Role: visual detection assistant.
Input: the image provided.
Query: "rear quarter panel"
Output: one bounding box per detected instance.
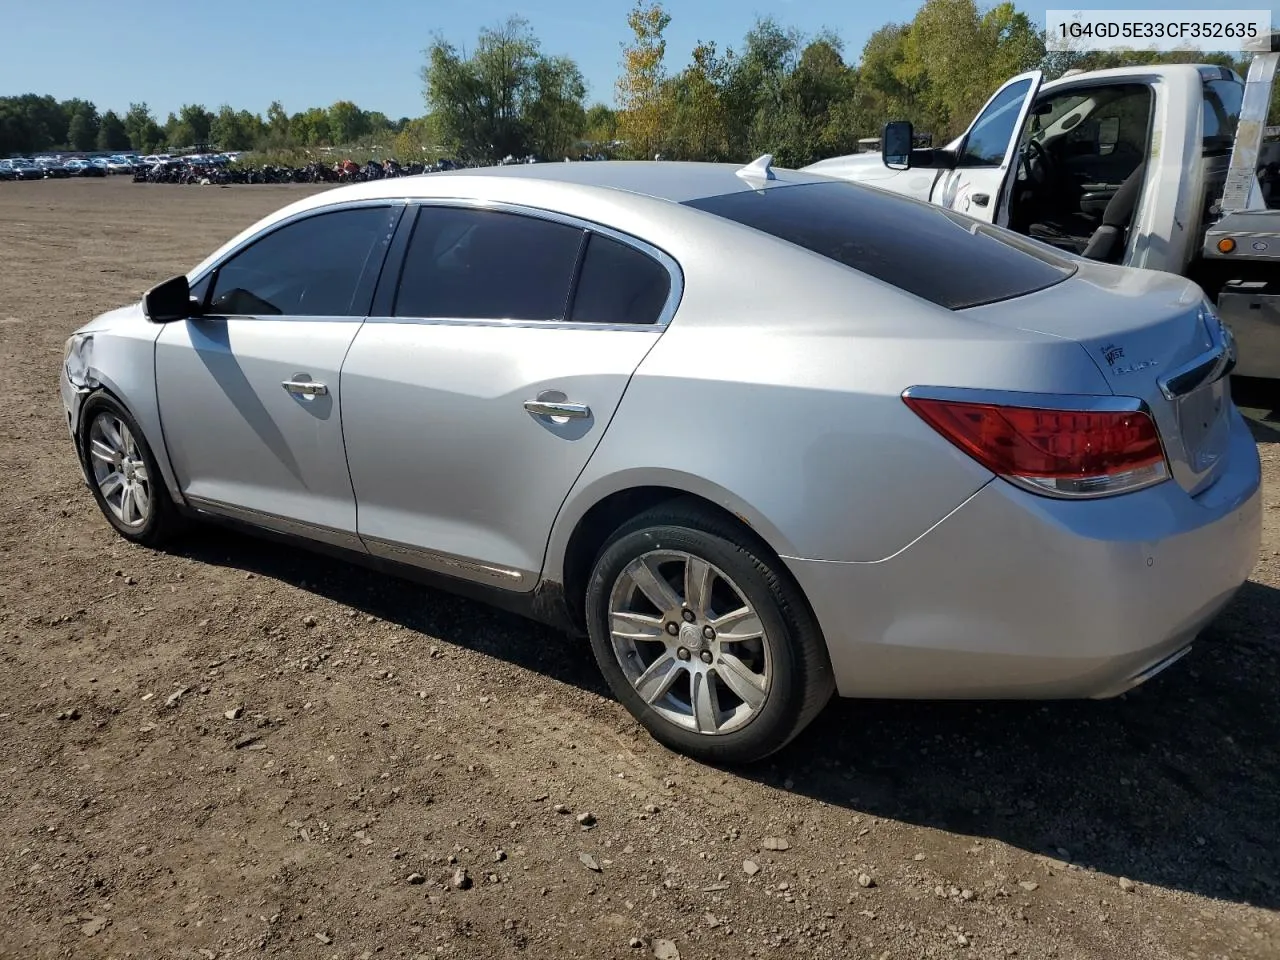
[544,236,1114,574]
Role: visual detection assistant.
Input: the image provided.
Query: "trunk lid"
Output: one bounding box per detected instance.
[964,261,1232,495]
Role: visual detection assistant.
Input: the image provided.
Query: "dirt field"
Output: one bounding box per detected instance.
[1,177,1278,960]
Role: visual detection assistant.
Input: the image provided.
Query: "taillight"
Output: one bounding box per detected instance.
[903,389,1168,498]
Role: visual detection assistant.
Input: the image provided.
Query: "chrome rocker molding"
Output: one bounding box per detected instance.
[361,534,529,587]
[176,497,580,634]
[185,495,530,587]
[184,495,365,552]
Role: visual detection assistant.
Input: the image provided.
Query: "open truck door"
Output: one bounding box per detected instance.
[882,71,1042,224]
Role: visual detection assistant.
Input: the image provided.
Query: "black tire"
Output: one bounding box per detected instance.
[585,499,835,765]
[78,392,183,547]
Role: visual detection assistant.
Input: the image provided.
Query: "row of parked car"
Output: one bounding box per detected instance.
[0,153,245,181]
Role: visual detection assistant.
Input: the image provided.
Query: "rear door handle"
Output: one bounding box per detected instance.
[972,193,990,207]
[524,400,590,420]
[282,379,328,397]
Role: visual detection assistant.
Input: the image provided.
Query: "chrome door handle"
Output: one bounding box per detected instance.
[282,379,328,397]
[524,400,590,420]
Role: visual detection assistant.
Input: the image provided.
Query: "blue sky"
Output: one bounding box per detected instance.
[0,0,1270,119]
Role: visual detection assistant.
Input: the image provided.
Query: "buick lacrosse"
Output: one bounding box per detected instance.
[60,158,1261,763]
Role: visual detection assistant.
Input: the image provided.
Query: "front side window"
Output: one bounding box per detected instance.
[959,78,1034,167]
[569,233,671,325]
[394,207,585,320]
[208,206,397,317]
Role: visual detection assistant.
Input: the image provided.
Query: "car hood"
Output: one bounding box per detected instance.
[79,301,147,335]
[802,152,904,181]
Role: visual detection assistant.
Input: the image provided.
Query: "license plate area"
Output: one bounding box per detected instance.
[1174,379,1229,477]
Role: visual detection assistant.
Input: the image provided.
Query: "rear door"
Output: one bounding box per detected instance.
[936,70,1043,224]
[341,204,677,588]
[155,203,400,548]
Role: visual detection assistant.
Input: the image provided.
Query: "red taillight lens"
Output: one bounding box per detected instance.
[904,394,1168,498]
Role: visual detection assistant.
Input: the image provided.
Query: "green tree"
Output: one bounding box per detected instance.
[124,102,163,152]
[616,2,674,158]
[422,16,586,163]
[721,17,804,160]
[667,41,731,160]
[328,100,370,144]
[583,103,618,146]
[96,110,130,151]
[266,101,290,139]
[290,107,331,146]
[66,108,99,151]
[526,55,587,158]
[61,99,98,149]
[211,104,263,150]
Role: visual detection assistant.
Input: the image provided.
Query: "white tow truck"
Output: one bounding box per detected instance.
[805,39,1280,378]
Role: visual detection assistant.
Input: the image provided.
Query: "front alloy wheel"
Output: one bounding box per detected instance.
[88,411,152,528]
[78,393,181,546]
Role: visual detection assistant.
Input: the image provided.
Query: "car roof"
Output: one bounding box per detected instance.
[308,160,834,208]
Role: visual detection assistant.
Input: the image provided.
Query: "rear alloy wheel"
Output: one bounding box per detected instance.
[586,502,834,764]
[79,394,181,547]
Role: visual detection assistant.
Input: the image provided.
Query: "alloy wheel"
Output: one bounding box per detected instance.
[608,550,772,735]
[87,411,152,529]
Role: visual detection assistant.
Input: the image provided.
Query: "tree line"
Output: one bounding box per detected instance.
[0,95,432,158]
[1,0,1266,166]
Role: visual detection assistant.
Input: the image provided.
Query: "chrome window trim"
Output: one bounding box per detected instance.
[367,197,685,330]
[185,197,409,296]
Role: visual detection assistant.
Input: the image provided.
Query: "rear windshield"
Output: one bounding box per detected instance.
[683,181,1077,310]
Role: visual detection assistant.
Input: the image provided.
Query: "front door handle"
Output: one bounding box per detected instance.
[972,192,990,207]
[524,399,590,420]
[282,379,328,397]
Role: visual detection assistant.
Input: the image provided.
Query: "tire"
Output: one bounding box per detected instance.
[585,500,835,765]
[78,393,182,547]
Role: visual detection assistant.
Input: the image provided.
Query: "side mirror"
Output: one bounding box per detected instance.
[143,274,198,324]
[883,120,915,170]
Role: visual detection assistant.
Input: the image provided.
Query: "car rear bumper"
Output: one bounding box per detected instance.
[786,408,1262,699]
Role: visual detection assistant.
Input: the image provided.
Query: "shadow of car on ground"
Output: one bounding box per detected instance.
[172,507,1280,911]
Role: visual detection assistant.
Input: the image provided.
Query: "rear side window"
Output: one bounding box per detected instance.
[684,182,1077,310]
[395,207,584,320]
[1203,79,1243,156]
[569,234,671,325]
[208,206,396,317]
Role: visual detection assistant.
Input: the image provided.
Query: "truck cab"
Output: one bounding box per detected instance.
[805,50,1280,378]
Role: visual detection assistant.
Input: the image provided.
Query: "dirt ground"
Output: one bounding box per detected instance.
[1,177,1278,960]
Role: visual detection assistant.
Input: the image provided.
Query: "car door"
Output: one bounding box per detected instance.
[341,203,677,589]
[154,202,401,549]
[935,70,1043,224]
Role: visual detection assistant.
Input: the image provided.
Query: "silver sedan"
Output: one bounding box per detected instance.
[60,158,1261,764]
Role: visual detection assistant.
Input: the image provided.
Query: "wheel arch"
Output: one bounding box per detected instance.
[549,473,809,632]
[78,375,185,507]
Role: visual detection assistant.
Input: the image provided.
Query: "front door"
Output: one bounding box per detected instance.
[155,203,400,549]
[936,70,1043,224]
[341,204,676,588]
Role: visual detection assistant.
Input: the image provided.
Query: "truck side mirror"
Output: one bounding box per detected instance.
[883,121,915,170]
